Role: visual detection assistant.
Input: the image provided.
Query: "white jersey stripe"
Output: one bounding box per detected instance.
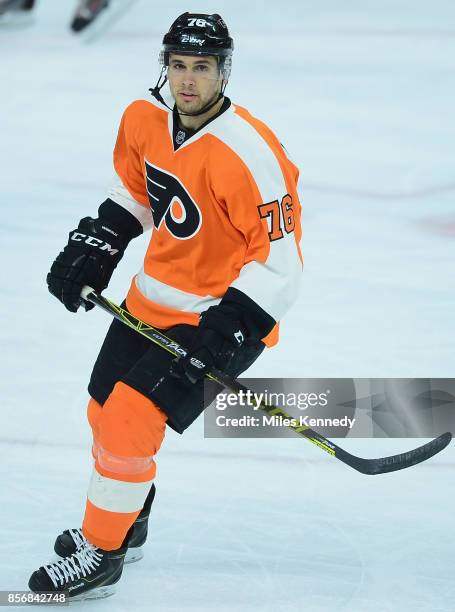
[135,269,222,313]
[87,467,153,514]
[108,178,154,231]
[231,259,301,318]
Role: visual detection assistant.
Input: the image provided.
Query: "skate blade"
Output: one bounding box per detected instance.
[69,584,116,601]
[125,546,143,564]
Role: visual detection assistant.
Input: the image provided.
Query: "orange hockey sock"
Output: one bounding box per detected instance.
[82,382,167,550]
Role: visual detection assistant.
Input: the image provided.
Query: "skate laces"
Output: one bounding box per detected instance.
[44,542,103,588]
[69,528,86,550]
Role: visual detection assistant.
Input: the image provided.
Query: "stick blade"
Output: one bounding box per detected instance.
[346,432,452,475]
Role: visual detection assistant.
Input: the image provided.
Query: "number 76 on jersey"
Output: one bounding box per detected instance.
[258,194,295,242]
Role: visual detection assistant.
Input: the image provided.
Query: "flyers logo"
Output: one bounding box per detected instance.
[145,160,202,239]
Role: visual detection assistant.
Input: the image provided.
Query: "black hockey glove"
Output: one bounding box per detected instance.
[171,304,246,384]
[47,216,129,313]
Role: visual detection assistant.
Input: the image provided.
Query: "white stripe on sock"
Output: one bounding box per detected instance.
[87,468,153,513]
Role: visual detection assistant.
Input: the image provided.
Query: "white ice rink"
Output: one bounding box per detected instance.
[1,1,454,610]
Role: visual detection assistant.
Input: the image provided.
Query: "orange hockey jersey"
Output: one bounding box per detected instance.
[108,97,303,347]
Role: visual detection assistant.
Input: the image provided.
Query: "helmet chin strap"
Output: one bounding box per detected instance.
[149,67,227,118]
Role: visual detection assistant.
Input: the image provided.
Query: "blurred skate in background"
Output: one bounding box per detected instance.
[0,0,136,37]
[70,0,109,32]
[70,0,137,39]
[0,0,35,27]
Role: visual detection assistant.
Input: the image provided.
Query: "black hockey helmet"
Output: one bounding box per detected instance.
[160,12,234,80]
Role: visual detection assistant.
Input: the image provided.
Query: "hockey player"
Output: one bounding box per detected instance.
[28,12,303,600]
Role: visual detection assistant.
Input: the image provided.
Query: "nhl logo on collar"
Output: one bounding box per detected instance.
[176,130,186,145]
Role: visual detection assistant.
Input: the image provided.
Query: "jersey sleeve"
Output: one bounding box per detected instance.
[220,146,303,329]
[113,104,150,208]
[109,103,154,231]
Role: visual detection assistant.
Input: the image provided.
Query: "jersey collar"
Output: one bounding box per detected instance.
[169,97,232,152]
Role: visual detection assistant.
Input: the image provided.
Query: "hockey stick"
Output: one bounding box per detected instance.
[81,286,452,475]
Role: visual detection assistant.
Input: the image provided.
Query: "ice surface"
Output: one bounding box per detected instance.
[0,1,454,610]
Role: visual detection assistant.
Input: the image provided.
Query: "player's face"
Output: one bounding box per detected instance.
[168,54,222,114]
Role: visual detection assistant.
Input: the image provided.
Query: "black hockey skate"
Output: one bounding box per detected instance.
[70,0,109,33]
[54,483,155,564]
[0,0,35,26]
[0,0,30,13]
[28,539,128,601]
